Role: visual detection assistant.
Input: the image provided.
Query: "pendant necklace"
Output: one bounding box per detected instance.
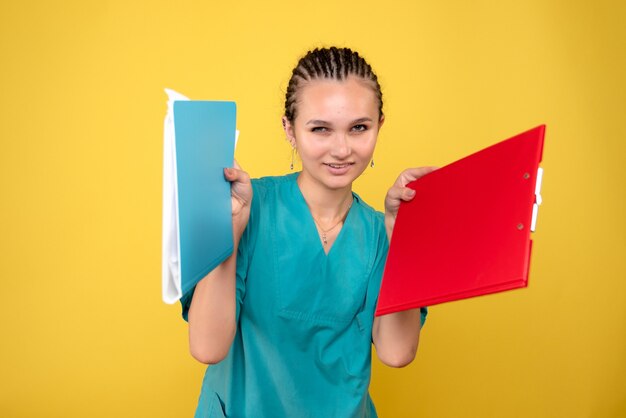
[310,198,353,246]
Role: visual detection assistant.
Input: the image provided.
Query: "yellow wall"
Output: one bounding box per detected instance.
[1,1,624,417]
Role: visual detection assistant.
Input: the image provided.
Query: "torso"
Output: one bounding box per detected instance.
[191,173,388,418]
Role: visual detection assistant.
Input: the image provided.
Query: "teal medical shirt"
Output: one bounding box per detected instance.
[182,173,427,418]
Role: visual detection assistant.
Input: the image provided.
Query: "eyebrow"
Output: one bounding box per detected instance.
[305,117,373,126]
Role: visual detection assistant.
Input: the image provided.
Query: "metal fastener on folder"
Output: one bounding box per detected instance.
[531,167,544,232]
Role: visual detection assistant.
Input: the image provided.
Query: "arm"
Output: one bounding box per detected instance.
[187,163,252,364]
[372,167,436,368]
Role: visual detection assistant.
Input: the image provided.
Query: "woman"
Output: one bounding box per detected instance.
[182,47,434,417]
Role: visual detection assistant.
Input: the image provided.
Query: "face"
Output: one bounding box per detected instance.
[283,76,384,191]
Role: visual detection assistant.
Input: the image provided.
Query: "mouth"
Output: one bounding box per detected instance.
[324,162,354,169]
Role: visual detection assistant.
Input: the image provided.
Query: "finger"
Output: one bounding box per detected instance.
[400,187,417,201]
[398,167,437,183]
[392,186,417,202]
[385,186,416,208]
[223,166,250,184]
[224,167,236,180]
[386,185,405,203]
[234,168,250,185]
[230,169,252,203]
[396,166,438,186]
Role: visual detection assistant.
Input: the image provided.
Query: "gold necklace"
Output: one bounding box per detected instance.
[310,198,353,246]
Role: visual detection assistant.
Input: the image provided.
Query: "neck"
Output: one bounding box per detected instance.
[296,172,353,222]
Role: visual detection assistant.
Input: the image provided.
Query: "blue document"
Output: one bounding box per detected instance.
[162,91,237,303]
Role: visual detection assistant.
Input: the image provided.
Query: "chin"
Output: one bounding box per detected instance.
[321,168,364,189]
[323,178,353,190]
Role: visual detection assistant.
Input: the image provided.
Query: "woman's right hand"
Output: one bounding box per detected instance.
[223,160,252,242]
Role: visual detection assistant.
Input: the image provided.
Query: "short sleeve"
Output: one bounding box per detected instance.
[420,307,428,327]
[180,286,194,322]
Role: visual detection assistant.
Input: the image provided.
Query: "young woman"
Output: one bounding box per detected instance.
[182,47,434,417]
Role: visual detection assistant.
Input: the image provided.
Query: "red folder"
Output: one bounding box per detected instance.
[375,125,545,316]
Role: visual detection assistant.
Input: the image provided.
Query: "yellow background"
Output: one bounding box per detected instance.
[1,1,624,417]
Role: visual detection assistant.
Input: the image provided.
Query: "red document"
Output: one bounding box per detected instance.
[375,125,545,316]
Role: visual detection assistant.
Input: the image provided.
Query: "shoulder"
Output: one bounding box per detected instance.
[351,192,385,230]
[247,173,299,216]
[251,173,298,196]
[350,192,388,254]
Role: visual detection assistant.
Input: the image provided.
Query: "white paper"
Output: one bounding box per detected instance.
[162,89,189,304]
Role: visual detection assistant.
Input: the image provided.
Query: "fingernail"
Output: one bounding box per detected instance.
[407,189,416,197]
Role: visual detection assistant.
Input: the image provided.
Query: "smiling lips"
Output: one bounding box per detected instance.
[324,162,354,175]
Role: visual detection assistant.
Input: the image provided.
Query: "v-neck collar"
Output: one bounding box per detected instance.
[290,172,358,257]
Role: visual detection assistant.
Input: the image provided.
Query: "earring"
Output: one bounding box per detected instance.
[290,147,295,170]
[370,159,375,168]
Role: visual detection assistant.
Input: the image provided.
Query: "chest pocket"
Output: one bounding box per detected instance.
[272,208,374,324]
[275,249,369,324]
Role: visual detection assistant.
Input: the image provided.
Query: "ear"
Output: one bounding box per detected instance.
[378,115,385,130]
[282,116,297,147]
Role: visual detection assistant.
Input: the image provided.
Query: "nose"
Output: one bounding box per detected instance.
[330,133,351,160]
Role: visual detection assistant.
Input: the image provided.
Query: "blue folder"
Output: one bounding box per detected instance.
[173,101,236,298]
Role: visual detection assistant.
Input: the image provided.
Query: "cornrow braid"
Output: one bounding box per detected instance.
[284,47,383,123]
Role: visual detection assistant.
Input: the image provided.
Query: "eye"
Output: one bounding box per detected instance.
[351,124,368,132]
[311,126,329,133]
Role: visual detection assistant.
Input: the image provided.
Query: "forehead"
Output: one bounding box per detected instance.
[295,76,379,122]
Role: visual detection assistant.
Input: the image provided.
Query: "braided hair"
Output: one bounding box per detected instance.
[284,47,383,123]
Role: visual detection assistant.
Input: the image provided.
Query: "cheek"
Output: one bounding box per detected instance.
[352,136,378,156]
[296,136,327,159]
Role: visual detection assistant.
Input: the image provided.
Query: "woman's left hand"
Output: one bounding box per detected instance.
[384,167,437,240]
